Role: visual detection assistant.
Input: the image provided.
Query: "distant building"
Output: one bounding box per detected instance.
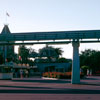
[35,62,71,73]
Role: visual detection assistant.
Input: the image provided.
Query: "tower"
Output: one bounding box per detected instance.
[0,25,14,63]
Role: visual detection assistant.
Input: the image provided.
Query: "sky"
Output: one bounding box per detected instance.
[0,0,100,59]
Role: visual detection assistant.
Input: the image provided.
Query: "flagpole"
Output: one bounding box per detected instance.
[6,12,7,24]
[5,11,10,25]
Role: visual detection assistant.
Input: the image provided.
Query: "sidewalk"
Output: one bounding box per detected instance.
[0,76,99,100]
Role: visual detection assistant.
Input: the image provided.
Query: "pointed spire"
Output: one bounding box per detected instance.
[1,25,11,35]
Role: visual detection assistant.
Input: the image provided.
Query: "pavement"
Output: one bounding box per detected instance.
[0,76,99,100]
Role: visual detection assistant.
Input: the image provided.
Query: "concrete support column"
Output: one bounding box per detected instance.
[72,42,80,84]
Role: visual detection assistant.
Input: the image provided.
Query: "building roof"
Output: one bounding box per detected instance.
[1,25,11,35]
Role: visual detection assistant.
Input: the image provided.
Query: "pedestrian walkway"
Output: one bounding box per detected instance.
[0,76,99,100]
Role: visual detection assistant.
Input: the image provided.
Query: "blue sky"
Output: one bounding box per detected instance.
[0,0,100,58]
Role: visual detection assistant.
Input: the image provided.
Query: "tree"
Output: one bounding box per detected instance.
[28,47,38,58]
[18,45,29,63]
[80,49,100,74]
[81,65,90,75]
[80,49,95,67]
[38,46,63,62]
[55,48,63,58]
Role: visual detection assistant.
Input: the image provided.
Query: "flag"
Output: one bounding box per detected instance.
[19,56,22,60]
[6,12,10,17]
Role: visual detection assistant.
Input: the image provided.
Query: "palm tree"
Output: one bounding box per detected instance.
[28,47,38,58]
[55,48,63,59]
[38,45,63,62]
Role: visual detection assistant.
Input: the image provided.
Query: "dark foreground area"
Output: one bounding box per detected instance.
[0,76,99,100]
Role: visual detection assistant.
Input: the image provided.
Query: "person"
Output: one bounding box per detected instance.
[20,69,23,78]
[25,70,29,78]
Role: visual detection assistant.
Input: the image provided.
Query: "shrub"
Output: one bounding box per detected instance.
[43,72,84,79]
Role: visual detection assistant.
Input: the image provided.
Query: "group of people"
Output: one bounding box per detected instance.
[14,69,29,78]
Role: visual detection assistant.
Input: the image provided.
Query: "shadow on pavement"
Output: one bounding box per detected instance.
[0,88,99,94]
[0,77,100,94]
[82,77,99,80]
[80,82,100,86]
[0,85,52,89]
[12,79,71,84]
